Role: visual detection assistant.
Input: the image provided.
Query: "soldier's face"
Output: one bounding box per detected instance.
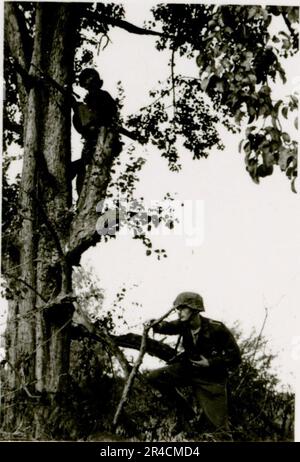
[82,75,98,91]
[177,306,193,322]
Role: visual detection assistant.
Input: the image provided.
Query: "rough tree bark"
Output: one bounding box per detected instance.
[3,3,119,436]
[4,3,74,433]
[3,1,157,437]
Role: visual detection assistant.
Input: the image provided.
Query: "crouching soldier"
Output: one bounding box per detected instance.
[146,292,241,440]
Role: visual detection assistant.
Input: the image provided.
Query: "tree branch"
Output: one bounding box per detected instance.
[72,302,131,378]
[281,10,298,44]
[236,307,269,394]
[4,3,30,68]
[119,126,138,142]
[112,333,175,362]
[4,3,31,116]
[6,360,40,399]
[66,127,118,264]
[112,307,176,427]
[3,273,47,303]
[107,18,164,38]
[171,49,176,120]
[113,325,150,427]
[12,3,33,63]
[71,326,176,363]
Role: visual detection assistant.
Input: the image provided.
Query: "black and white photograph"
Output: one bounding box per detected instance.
[0,0,299,445]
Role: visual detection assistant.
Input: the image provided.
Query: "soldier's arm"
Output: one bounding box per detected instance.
[152,320,182,335]
[100,91,118,126]
[208,325,241,370]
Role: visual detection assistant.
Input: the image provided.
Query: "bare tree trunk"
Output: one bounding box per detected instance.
[4,3,76,435]
[4,2,119,438]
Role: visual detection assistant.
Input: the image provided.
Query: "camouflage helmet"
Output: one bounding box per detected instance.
[173,292,205,312]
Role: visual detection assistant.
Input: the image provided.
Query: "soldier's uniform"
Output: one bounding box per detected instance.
[147,292,241,434]
[72,69,122,196]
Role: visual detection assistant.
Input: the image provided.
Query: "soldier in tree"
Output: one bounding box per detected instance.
[72,68,122,195]
[146,292,241,439]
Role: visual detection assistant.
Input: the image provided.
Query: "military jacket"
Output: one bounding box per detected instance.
[153,316,241,380]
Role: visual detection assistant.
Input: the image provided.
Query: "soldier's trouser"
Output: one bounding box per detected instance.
[73,131,122,197]
[146,362,229,431]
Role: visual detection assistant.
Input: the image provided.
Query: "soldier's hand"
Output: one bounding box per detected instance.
[190,355,210,368]
[143,319,157,329]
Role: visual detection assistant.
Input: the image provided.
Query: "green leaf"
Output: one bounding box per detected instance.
[248,6,258,19]
[271,116,278,128]
[244,141,251,154]
[196,54,203,67]
[235,109,245,124]
[289,94,298,110]
[282,132,291,143]
[248,74,257,84]
[274,100,283,113]
[272,35,280,43]
[248,105,256,116]
[278,68,287,84]
[248,113,256,124]
[279,30,290,38]
[278,147,290,171]
[281,106,288,119]
[246,126,256,137]
[238,139,244,153]
[262,148,274,167]
[259,105,269,117]
[200,77,210,92]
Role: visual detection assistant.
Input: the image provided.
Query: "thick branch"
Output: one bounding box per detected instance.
[4,3,29,67]
[107,18,163,38]
[72,328,175,363]
[119,126,138,142]
[113,325,150,427]
[113,307,176,426]
[72,307,177,368]
[67,128,118,264]
[114,333,175,362]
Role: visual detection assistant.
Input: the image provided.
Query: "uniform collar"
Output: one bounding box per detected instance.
[181,315,210,334]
